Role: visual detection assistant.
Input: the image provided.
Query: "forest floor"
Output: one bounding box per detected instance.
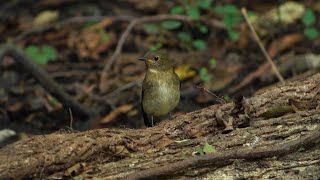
[0,0,320,179]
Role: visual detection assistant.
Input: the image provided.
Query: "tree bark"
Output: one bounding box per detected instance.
[0,73,319,179]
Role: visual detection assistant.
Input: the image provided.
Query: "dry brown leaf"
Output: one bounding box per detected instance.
[155,136,174,149]
[6,102,23,112]
[229,62,269,93]
[84,18,113,32]
[268,34,303,58]
[230,34,303,93]
[45,94,63,112]
[68,29,115,59]
[205,65,242,92]
[33,10,59,27]
[66,162,86,176]
[108,145,130,157]
[100,104,133,124]
[175,64,197,81]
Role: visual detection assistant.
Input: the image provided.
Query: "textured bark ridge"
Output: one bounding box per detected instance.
[0,74,320,179]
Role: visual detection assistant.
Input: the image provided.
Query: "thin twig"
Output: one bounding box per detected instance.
[99,14,224,91]
[68,108,73,129]
[194,84,225,104]
[241,8,285,84]
[126,125,320,179]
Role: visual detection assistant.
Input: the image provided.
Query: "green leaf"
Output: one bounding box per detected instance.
[42,45,57,60]
[214,4,239,15]
[192,39,207,50]
[224,15,242,28]
[144,24,159,34]
[200,67,211,81]
[203,142,215,154]
[198,23,208,34]
[247,11,258,22]
[25,45,38,58]
[177,32,192,42]
[224,94,231,102]
[48,96,61,106]
[25,45,57,64]
[228,29,240,41]
[82,21,98,29]
[224,4,239,14]
[304,27,319,40]
[223,15,234,28]
[161,20,182,30]
[231,15,243,23]
[302,9,316,26]
[171,6,184,14]
[186,7,200,19]
[195,146,204,155]
[98,29,111,43]
[197,0,213,10]
[209,58,217,65]
[149,42,163,51]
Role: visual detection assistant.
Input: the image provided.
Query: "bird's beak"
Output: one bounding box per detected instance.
[138,57,147,61]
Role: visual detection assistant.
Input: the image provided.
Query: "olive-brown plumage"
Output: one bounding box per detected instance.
[139,50,180,127]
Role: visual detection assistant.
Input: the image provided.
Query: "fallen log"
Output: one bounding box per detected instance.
[0,73,319,179]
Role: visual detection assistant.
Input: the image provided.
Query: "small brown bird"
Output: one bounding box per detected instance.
[139,50,180,127]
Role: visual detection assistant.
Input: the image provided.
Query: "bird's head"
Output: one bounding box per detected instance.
[138,50,172,71]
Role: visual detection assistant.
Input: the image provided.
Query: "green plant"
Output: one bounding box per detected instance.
[200,67,211,81]
[223,94,231,102]
[195,142,216,155]
[144,24,160,34]
[170,0,210,50]
[98,29,111,43]
[149,42,163,51]
[143,0,214,50]
[192,39,207,50]
[213,4,242,41]
[209,58,217,66]
[197,0,213,10]
[302,9,319,40]
[25,45,58,64]
[161,20,182,30]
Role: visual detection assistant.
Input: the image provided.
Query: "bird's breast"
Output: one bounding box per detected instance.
[142,70,180,116]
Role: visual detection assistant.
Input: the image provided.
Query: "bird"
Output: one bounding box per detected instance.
[139,50,180,127]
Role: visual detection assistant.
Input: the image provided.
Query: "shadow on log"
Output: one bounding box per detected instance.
[0,73,320,179]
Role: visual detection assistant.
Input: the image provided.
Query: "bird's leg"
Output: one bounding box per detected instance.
[151,116,154,126]
[169,113,173,119]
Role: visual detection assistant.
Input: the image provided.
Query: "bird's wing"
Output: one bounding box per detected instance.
[141,89,152,127]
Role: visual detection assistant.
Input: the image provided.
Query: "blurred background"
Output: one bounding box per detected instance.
[0,0,319,146]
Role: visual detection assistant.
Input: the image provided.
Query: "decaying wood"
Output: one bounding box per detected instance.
[0,73,319,179]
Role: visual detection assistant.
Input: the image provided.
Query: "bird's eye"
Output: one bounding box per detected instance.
[154,56,159,61]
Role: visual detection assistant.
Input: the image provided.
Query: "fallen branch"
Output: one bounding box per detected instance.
[0,43,91,118]
[99,14,225,92]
